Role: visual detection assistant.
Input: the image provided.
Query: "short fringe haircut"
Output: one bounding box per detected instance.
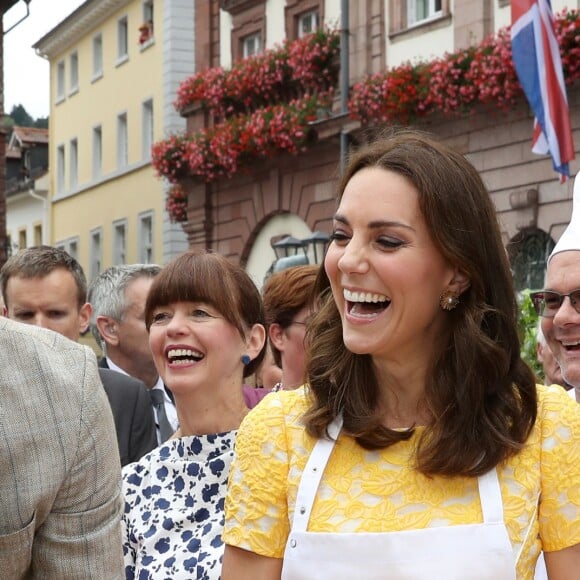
[145,250,266,378]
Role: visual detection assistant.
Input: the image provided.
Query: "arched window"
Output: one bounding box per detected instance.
[508,229,555,292]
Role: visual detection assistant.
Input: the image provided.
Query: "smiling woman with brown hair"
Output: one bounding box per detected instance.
[221,130,580,579]
[121,250,266,579]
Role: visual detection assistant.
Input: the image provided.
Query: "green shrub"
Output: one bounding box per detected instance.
[517,289,542,381]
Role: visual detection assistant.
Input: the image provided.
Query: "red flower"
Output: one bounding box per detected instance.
[173,28,339,117]
[349,9,579,125]
[165,184,187,223]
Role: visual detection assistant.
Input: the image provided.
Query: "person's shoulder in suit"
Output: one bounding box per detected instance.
[98,368,157,466]
[0,317,124,578]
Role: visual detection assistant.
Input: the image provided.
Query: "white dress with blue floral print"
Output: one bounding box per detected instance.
[122,431,235,579]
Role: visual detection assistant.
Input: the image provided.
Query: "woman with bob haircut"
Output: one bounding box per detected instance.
[121,250,266,579]
[221,130,580,579]
[262,264,318,391]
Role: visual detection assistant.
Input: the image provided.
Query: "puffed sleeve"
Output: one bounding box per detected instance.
[537,385,580,551]
[223,392,295,558]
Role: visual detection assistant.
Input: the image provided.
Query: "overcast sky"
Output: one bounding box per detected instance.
[4,0,85,119]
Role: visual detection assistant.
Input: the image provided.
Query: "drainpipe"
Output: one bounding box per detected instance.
[27,184,49,244]
[339,0,349,175]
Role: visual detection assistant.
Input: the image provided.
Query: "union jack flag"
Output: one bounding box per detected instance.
[511,0,575,180]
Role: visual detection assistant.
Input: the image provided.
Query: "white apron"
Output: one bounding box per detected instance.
[281,417,517,579]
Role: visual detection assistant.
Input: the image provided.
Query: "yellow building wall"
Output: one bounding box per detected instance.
[51,167,160,267]
[48,0,166,271]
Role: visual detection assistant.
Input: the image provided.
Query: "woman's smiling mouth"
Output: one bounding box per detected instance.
[343,288,391,318]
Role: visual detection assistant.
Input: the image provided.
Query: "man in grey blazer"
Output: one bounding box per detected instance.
[0,317,124,578]
[0,246,157,466]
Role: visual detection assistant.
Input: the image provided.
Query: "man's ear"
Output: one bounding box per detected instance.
[268,323,286,352]
[96,315,120,346]
[79,302,92,335]
[537,342,545,364]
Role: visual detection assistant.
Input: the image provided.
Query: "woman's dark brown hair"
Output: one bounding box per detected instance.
[304,129,537,477]
[145,250,266,378]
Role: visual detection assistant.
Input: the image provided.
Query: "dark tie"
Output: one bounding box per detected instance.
[149,389,174,443]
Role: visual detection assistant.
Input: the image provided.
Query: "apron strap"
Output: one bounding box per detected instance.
[291,418,505,531]
[477,467,505,524]
[291,415,343,533]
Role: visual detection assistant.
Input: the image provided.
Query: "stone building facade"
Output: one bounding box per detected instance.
[178,0,579,289]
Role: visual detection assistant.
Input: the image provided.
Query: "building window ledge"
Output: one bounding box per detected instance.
[139,37,155,52]
[115,54,129,68]
[219,0,265,16]
[389,11,452,41]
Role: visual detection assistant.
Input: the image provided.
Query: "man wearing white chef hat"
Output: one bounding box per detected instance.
[529,172,580,580]
[530,173,580,403]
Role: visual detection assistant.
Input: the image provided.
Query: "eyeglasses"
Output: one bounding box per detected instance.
[287,315,313,328]
[530,289,580,318]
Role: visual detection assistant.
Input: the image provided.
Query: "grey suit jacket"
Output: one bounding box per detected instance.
[0,318,124,579]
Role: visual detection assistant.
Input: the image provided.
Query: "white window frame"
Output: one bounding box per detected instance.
[69,51,79,94]
[408,0,443,26]
[117,15,129,63]
[113,219,128,265]
[142,98,154,161]
[92,125,102,179]
[143,0,153,23]
[33,223,42,246]
[242,32,262,58]
[117,112,128,168]
[56,60,65,102]
[138,211,154,264]
[90,227,103,281]
[92,33,103,80]
[298,10,319,37]
[68,238,79,260]
[18,228,27,251]
[55,236,79,260]
[69,138,78,189]
[56,144,65,194]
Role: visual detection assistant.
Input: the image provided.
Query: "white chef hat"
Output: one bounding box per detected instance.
[548,172,580,262]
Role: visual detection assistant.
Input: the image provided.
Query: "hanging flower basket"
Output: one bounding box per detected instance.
[174,28,340,117]
[165,183,187,223]
[349,9,579,125]
[153,91,332,184]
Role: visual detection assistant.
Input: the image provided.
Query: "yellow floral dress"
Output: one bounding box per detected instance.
[223,384,580,579]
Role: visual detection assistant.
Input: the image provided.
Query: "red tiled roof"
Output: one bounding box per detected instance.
[12,126,49,146]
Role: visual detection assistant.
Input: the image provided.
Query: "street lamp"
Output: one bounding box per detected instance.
[268,231,331,276]
[302,230,330,265]
[4,0,32,35]
[270,235,307,260]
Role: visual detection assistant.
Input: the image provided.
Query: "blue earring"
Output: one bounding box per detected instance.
[241,354,251,366]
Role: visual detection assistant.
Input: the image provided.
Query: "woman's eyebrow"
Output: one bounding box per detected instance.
[333,213,415,232]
